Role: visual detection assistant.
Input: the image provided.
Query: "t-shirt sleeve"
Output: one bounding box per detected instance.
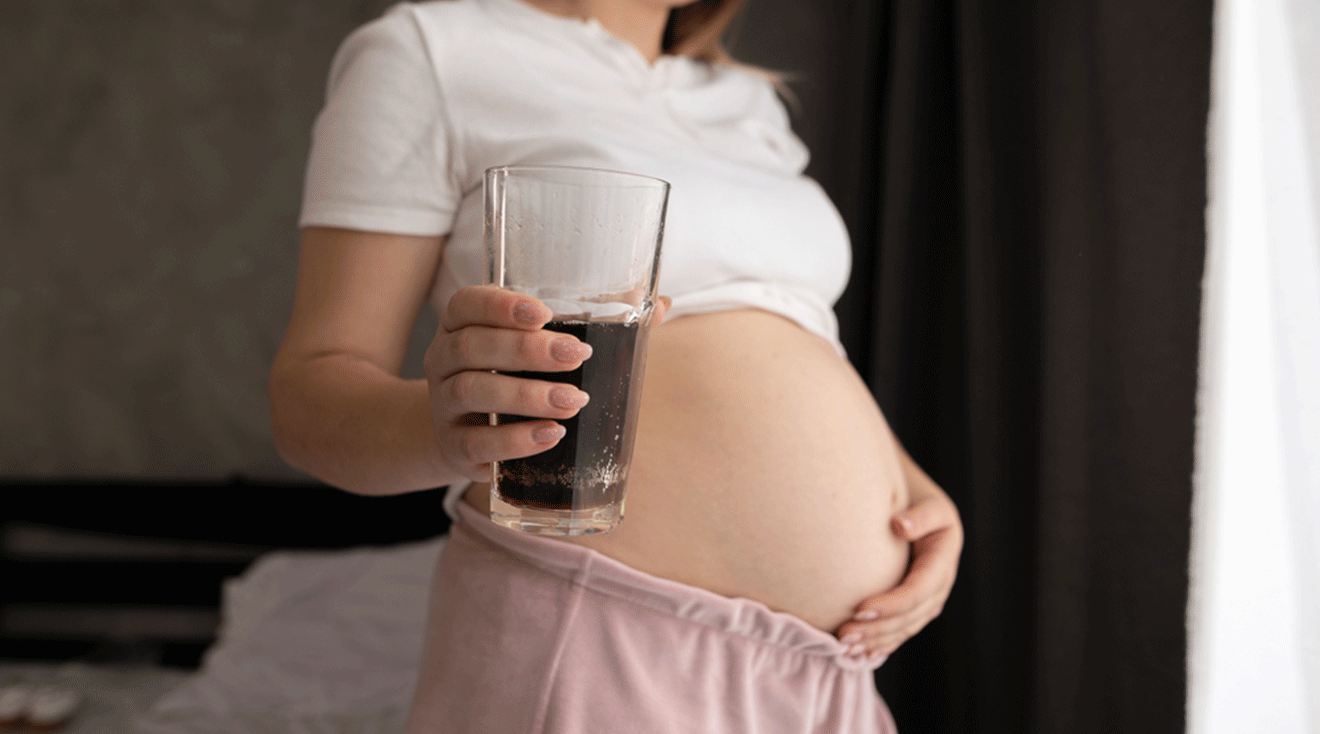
[299,5,459,235]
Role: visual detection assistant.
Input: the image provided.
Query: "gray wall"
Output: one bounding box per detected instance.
[0,0,865,481]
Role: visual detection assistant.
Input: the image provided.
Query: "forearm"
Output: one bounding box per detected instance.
[269,353,465,495]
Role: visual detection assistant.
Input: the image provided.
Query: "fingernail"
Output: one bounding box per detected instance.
[551,338,592,363]
[514,302,545,325]
[532,424,566,443]
[894,517,914,534]
[854,610,880,621]
[549,386,589,410]
[841,632,862,645]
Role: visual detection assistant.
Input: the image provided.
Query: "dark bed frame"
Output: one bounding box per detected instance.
[0,478,452,668]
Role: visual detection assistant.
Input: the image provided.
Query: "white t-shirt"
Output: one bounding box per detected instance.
[299,0,854,512]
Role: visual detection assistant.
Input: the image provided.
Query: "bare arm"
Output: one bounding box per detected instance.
[268,227,592,495]
[269,227,453,493]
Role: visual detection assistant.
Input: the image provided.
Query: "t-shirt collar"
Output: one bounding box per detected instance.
[474,0,693,89]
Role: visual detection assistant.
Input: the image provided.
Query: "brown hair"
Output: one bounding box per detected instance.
[662,0,749,64]
[663,0,794,103]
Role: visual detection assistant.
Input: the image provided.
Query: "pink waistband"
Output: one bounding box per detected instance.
[454,500,881,671]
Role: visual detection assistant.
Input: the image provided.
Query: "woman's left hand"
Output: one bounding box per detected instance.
[835,482,963,660]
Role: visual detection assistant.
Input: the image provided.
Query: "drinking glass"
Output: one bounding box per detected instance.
[484,165,669,536]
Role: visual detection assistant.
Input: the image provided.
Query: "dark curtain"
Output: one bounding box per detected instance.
[804,1,1211,732]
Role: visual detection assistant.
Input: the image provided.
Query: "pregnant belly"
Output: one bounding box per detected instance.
[467,309,912,633]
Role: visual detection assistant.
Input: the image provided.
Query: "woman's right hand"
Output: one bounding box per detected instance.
[422,285,593,482]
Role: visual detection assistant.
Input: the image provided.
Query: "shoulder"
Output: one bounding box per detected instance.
[324,6,426,94]
[328,1,489,82]
[383,0,500,58]
[319,0,504,127]
[303,1,471,235]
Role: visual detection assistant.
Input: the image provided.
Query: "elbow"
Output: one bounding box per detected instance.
[266,361,392,496]
[267,362,315,479]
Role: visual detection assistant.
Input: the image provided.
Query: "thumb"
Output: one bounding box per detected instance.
[891,494,956,540]
[656,295,673,324]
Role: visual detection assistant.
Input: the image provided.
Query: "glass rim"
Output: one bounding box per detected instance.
[485,164,670,190]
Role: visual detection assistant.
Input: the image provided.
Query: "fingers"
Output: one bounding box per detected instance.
[656,295,672,324]
[429,325,593,381]
[838,593,945,658]
[836,523,964,659]
[426,287,593,389]
[428,286,595,480]
[440,420,569,482]
[440,285,551,333]
[433,372,589,423]
[428,286,670,481]
[432,369,590,479]
[891,492,961,540]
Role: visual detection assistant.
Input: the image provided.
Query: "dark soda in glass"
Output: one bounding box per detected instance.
[494,319,646,515]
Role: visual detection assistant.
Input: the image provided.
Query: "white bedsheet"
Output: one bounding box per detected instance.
[133,535,445,734]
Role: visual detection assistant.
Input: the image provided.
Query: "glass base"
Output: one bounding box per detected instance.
[489,491,623,537]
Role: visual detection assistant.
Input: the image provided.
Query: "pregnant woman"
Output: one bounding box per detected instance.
[269,0,964,731]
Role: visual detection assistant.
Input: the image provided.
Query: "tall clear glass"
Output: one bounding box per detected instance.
[484,165,669,536]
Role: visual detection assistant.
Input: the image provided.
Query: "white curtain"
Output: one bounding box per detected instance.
[1190,0,1320,731]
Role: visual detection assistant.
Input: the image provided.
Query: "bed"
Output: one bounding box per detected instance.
[0,480,452,733]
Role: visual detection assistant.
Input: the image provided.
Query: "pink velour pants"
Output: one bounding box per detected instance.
[404,500,898,734]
